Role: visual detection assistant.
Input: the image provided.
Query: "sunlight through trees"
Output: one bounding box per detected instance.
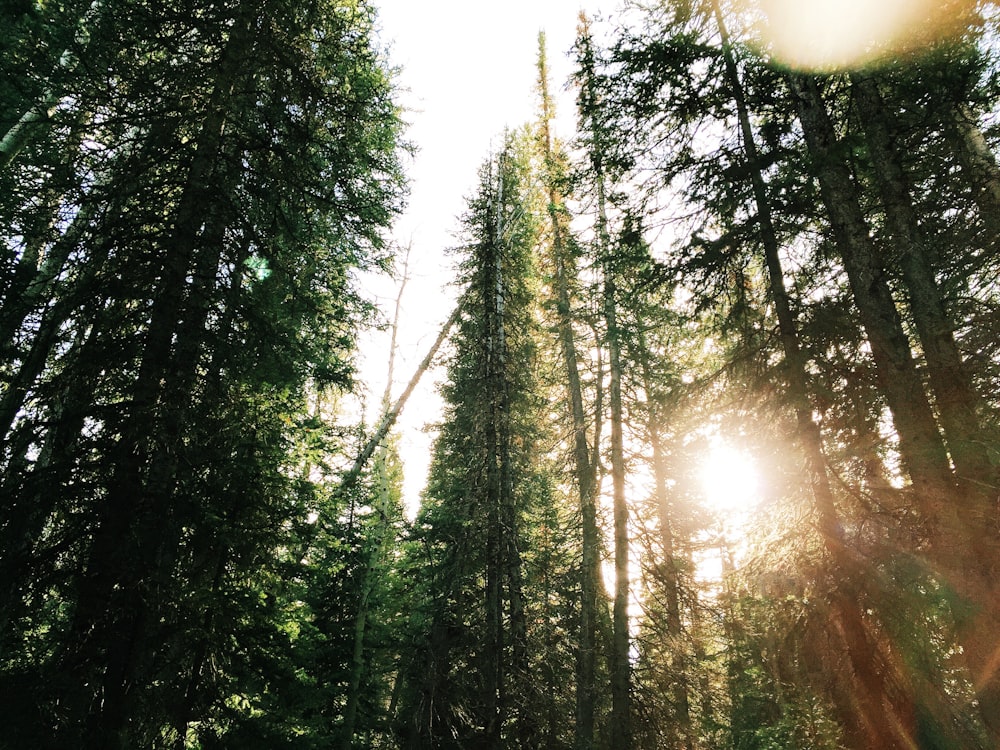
[2,1,999,748]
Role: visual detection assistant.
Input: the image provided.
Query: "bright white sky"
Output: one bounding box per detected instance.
[358,1,608,514]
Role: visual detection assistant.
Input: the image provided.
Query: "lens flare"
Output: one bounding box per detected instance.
[750,0,973,70]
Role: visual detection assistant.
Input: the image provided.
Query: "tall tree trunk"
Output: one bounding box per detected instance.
[577,15,631,746]
[851,72,993,497]
[791,71,1000,744]
[484,160,503,750]
[594,147,631,750]
[67,10,255,746]
[537,36,601,750]
[710,13,920,746]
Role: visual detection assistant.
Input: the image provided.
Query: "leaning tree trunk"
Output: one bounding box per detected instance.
[790,71,1000,744]
[0,0,107,171]
[851,84,1000,738]
[788,73,959,534]
[709,10,920,745]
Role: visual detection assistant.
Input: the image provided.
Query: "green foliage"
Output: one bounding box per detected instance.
[393,132,577,749]
[0,0,404,746]
[5,1,1000,749]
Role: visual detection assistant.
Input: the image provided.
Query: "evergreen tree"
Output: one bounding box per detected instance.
[394,133,553,749]
[0,1,404,746]
[535,33,606,750]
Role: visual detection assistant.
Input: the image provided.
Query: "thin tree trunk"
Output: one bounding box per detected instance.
[605,248,631,750]
[596,155,632,750]
[635,330,692,750]
[341,448,396,749]
[341,250,410,749]
[537,37,601,750]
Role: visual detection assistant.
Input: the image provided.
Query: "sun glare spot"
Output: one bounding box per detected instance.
[751,0,960,70]
[698,440,760,517]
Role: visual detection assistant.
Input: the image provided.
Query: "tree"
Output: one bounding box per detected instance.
[0,1,404,746]
[588,1,999,746]
[394,134,551,749]
[535,33,605,750]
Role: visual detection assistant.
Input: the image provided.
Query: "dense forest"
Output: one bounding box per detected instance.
[2,0,999,748]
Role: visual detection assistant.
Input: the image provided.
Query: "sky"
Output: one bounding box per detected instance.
[358,1,608,514]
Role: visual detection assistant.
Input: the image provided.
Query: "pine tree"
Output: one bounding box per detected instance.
[394,134,549,749]
[535,33,606,750]
[0,1,404,746]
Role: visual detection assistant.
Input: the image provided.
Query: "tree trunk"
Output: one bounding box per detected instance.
[577,15,631,745]
[537,38,601,750]
[636,330,693,750]
[341,260,409,749]
[0,90,62,171]
[0,0,104,170]
[341,447,395,750]
[0,123,148,355]
[709,17,920,746]
[68,10,254,746]
[851,72,993,498]
[788,73,959,534]
[605,264,632,750]
[482,155,524,749]
[950,102,1000,239]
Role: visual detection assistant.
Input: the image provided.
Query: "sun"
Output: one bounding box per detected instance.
[697,439,760,518]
